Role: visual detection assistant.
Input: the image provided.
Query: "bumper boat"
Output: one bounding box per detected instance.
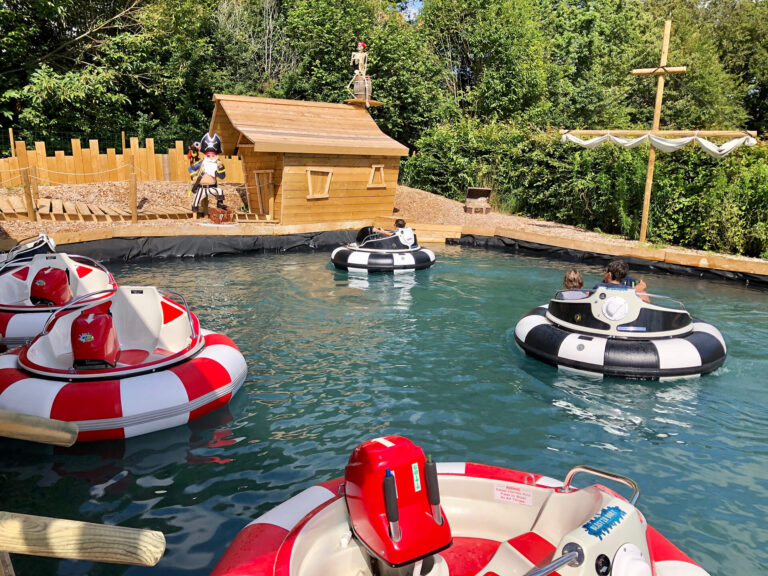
[0,251,116,348]
[331,227,435,272]
[0,286,247,441]
[212,435,709,576]
[515,286,726,380]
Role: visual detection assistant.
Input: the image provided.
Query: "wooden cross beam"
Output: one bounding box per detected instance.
[561,20,756,244]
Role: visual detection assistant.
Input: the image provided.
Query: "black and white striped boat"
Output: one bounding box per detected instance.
[514,285,726,380]
[331,227,435,273]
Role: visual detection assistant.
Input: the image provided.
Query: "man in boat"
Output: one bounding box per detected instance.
[595,259,649,301]
[373,219,415,248]
[189,143,227,214]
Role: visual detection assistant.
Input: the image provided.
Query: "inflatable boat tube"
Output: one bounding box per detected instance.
[515,286,726,379]
[212,435,710,576]
[0,287,247,441]
[331,226,435,272]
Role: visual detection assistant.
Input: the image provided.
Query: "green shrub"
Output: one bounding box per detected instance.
[403,121,768,258]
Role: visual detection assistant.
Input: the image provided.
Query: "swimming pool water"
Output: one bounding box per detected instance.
[1,245,766,575]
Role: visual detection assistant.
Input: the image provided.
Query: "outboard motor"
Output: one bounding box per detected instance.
[345,436,451,576]
[30,267,72,306]
[71,302,119,369]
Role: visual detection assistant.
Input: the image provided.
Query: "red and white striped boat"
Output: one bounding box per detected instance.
[0,250,116,348]
[212,435,709,576]
[0,286,247,441]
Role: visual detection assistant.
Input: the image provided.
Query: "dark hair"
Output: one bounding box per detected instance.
[394,218,406,228]
[605,260,628,283]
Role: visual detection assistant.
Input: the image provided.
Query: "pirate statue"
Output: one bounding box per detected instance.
[348,41,372,104]
[189,133,226,215]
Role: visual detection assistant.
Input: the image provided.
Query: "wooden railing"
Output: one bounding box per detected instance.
[0,138,244,187]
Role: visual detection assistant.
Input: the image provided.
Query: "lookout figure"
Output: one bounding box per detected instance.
[351,41,368,77]
[348,41,373,105]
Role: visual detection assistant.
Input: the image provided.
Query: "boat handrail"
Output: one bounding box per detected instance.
[41,288,118,335]
[358,233,388,247]
[559,465,640,506]
[159,289,199,341]
[554,288,687,312]
[68,254,113,279]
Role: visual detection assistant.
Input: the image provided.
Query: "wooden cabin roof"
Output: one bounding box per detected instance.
[209,94,409,157]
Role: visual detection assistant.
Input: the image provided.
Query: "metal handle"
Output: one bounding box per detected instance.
[524,543,583,576]
[561,465,640,506]
[69,255,113,278]
[41,288,118,335]
[159,289,198,340]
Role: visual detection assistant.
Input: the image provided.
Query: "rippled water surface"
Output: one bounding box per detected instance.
[1,246,766,575]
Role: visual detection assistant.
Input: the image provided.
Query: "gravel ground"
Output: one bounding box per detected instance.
[1,182,766,265]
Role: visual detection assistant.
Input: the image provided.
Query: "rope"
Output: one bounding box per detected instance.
[28,164,131,176]
[30,175,130,186]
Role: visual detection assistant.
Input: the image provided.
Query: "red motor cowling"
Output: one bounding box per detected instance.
[344,436,451,573]
[71,303,119,369]
[30,267,73,306]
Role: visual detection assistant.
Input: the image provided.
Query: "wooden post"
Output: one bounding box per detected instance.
[20,169,35,221]
[0,512,165,566]
[638,20,672,243]
[0,551,14,576]
[7,129,14,158]
[29,166,40,218]
[129,156,138,224]
[0,409,77,446]
[121,131,126,154]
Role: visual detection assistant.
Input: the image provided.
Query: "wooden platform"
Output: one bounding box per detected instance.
[0,195,194,222]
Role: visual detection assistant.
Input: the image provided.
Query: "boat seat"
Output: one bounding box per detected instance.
[529,486,603,545]
[474,487,603,576]
[111,286,164,352]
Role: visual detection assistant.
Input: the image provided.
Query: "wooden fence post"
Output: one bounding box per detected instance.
[121,131,126,154]
[129,155,138,223]
[0,550,14,576]
[8,129,14,158]
[29,166,40,220]
[20,168,36,221]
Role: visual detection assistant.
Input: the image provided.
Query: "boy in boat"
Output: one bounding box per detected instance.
[596,260,649,301]
[373,219,415,248]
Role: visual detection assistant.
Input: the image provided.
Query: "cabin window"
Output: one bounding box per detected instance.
[367,164,386,189]
[306,168,332,199]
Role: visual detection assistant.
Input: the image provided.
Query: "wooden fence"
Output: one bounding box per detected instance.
[0,138,244,187]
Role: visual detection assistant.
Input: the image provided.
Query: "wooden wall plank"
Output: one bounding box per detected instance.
[145,138,157,180]
[71,139,84,184]
[55,150,66,185]
[107,149,117,181]
[81,148,93,184]
[89,140,100,183]
[34,142,48,185]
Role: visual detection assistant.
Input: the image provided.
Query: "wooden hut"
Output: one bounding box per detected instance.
[208,94,409,225]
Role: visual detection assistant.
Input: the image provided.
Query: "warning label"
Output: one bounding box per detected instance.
[493,483,533,506]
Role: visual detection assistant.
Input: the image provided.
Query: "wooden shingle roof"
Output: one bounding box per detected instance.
[209,94,409,157]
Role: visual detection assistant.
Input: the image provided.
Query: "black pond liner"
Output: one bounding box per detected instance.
[450,234,768,289]
[57,231,357,262]
[30,231,768,288]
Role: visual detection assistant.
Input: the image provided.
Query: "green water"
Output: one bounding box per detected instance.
[1,245,766,575]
